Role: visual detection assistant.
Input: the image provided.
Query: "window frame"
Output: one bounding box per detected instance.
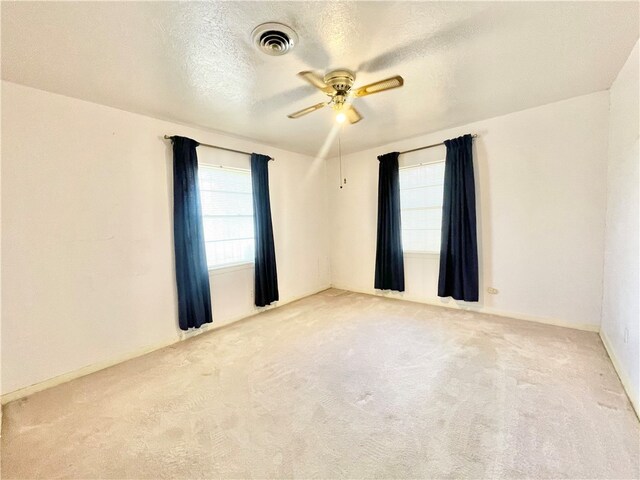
[198,163,256,271]
[399,159,446,256]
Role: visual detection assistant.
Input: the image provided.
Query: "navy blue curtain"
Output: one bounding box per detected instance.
[374,152,405,291]
[251,153,279,307]
[171,136,213,330]
[438,134,479,301]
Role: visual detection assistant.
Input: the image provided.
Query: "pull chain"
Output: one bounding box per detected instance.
[338,130,342,189]
[338,128,345,189]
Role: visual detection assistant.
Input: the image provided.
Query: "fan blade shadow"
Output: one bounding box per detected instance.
[358,8,499,73]
[292,31,331,70]
[253,85,315,113]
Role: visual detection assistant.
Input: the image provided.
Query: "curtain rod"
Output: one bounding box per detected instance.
[399,134,478,155]
[164,135,274,161]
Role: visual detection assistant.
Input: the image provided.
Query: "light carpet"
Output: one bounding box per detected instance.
[2,289,639,479]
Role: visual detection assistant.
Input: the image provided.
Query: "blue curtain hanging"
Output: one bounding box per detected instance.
[170,136,213,330]
[438,134,479,301]
[251,153,279,307]
[374,152,405,292]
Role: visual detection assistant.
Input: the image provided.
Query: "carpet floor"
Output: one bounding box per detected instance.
[2,289,639,479]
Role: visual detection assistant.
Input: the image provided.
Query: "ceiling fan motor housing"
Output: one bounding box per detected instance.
[323,69,355,93]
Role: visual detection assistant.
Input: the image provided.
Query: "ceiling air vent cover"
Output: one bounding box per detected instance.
[252,22,298,56]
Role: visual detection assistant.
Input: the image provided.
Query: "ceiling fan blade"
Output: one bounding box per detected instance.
[297,71,334,94]
[353,75,404,97]
[345,105,363,124]
[287,102,327,119]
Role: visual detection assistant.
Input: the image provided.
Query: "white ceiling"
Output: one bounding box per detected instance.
[2,1,638,156]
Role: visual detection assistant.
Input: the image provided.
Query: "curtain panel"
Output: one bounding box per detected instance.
[438,134,479,301]
[374,152,405,292]
[251,153,279,307]
[170,136,213,330]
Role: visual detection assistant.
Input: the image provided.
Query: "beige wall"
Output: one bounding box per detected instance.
[601,40,639,413]
[1,81,331,396]
[327,91,610,330]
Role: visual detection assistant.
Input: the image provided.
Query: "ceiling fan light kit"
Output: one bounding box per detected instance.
[287,69,404,124]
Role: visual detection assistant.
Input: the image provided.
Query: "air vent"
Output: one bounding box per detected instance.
[251,22,298,56]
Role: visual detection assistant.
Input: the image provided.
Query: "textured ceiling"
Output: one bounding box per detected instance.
[2,1,638,156]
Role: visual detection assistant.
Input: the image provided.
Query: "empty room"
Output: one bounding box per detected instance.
[1,1,639,478]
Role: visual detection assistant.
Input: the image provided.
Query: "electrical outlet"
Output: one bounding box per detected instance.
[487,287,499,294]
[624,327,629,344]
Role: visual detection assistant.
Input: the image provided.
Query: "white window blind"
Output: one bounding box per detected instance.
[399,161,445,254]
[198,165,254,268]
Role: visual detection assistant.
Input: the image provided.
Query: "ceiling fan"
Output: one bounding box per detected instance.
[287,69,404,124]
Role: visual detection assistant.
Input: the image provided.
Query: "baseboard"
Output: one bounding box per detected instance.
[1,284,331,405]
[330,284,600,333]
[599,330,639,419]
[177,284,332,341]
[1,337,179,405]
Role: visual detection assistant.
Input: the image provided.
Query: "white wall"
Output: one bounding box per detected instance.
[1,81,330,396]
[600,41,639,413]
[0,80,623,400]
[328,91,610,330]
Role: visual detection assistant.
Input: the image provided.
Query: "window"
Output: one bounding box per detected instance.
[198,165,254,268]
[399,161,445,254]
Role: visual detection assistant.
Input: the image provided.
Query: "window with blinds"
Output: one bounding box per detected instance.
[198,165,254,268]
[399,161,445,254]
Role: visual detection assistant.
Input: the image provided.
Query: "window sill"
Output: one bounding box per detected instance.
[208,261,254,275]
[404,251,440,258]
